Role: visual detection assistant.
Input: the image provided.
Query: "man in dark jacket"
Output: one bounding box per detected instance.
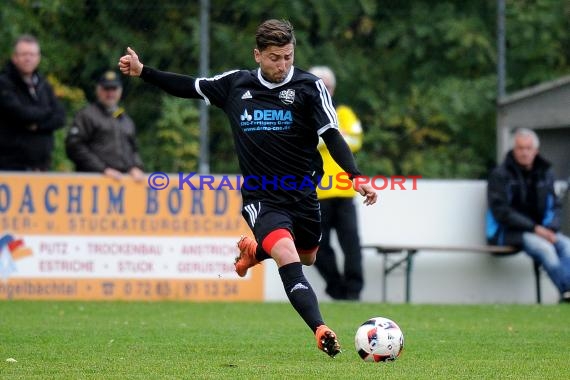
[487,128,570,302]
[0,34,66,171]
[65,70,144,181]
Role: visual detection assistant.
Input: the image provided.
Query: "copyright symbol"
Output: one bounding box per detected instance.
[148,172,169,190]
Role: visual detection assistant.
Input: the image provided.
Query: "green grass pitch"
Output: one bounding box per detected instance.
[1,301,569,379]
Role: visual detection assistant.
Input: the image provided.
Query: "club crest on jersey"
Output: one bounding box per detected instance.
[279,89,295,105]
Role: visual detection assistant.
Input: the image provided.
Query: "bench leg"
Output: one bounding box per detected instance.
[382,252,388,303]
[380,249,416,303]
[405,250,416,303]
[533,260,541,304]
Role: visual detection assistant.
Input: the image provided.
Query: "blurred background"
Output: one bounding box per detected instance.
[1,0,569,180]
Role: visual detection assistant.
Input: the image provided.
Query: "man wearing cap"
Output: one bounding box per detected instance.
[0,34,66,171]
[66,70,144,181]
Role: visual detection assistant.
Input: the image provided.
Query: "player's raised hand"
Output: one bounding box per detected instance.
[118,47,143,77]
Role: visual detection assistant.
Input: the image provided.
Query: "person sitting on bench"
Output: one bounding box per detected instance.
[487,128,570,303]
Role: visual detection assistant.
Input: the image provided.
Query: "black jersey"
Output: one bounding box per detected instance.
[141,66,340,206]
[201,67,341,206]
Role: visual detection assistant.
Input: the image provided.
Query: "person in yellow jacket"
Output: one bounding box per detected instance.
[309,66,363,300]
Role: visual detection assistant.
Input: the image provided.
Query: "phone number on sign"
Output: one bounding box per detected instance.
[102,280,241,299]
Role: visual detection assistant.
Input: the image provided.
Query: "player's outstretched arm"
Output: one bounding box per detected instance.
[118,47,143,77]
[117,47,201,99]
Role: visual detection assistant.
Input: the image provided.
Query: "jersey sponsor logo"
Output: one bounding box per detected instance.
[241,90,252,99]
[239,108,293,132]
[250,109,292,121]
[240,109,253,121]
[279,89,295,105]
[239,109,292,122]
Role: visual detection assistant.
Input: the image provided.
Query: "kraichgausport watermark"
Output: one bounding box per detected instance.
[147,172,421,191]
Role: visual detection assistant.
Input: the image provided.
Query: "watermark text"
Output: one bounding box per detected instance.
[147,173,422,191]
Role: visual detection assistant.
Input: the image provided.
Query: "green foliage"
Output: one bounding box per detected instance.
[46,75,87,172]
[506,0,570,88]
[1,0,568,177]
[150,95,200,172]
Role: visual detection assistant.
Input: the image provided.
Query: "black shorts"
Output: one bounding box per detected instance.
[241,198,321,250]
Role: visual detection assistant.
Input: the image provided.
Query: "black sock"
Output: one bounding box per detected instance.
[278,262,324,332]
[255,244,271,262]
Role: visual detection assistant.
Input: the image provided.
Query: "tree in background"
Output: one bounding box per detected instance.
[1,0,568,177]
[151,95,200,173]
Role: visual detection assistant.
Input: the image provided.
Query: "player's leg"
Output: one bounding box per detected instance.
[290,201,341,357]
[235,201,271,277]
[313,198,346,299]
[236,201,341,357]
[234,235,267,277]
[263,226,324,331]
[266,229,340,357]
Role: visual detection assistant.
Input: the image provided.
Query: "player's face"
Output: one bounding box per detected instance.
[12,41,41,76]
[513,135,538,170]
[254,43,294,83]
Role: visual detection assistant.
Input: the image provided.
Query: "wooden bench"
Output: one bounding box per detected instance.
[362,244,542,304]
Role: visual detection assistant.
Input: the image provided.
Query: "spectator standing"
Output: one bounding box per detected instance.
[66,70,144,181]
[0,34,65,171]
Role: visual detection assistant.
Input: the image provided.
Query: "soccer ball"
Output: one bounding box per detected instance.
[354,316,404,362]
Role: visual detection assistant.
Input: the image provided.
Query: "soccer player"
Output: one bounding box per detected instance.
[119,19,377,358]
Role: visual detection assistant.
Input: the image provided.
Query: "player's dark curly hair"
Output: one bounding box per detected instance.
[255,19,296,51]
